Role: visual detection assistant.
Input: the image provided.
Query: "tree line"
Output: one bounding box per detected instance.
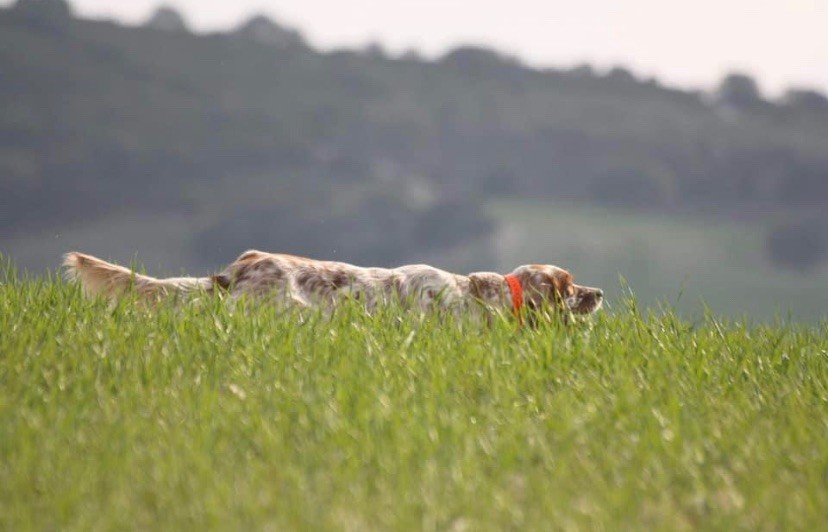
[1,0,826,269]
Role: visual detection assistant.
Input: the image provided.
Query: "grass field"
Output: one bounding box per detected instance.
[1,261,827,530]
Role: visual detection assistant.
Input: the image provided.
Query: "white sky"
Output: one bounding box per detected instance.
[5,0,827,96]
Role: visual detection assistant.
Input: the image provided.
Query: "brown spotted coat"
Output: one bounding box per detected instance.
[63,250,604,321]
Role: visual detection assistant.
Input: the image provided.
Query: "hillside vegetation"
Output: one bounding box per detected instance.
[1,266,826,529]
[488,200,828,322]
[1,1,827,273]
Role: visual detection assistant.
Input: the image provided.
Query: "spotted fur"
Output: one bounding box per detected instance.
[63,250,603,321]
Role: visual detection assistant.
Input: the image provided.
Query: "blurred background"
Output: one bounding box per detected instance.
[1,0,826,321]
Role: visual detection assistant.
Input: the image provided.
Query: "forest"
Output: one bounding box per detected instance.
[1,0,826,272]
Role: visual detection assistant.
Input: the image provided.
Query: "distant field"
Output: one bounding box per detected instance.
[3,199,826,323]
[1,268,826,529]
[489,200,828,323]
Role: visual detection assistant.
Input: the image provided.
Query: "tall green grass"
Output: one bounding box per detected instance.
[1,262,826,530]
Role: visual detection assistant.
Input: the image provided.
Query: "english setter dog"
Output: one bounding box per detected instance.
[63,250,603,324]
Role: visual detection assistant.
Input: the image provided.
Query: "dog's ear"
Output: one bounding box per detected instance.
[515,271,551,328]
[509,269,548,312]
[548,269,574,303]
[513,267,573,314]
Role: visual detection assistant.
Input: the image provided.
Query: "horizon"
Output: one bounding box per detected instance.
[2,0,826,97]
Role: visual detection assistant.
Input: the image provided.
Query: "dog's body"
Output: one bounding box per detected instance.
[63,250,603,321]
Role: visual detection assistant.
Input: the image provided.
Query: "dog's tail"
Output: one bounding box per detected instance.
[63,251,216,301]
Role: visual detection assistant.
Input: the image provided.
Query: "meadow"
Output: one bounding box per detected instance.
[1,261,826,530]
[489,200,828,323]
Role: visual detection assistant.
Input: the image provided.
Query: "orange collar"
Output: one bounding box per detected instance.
[503,274,524,326]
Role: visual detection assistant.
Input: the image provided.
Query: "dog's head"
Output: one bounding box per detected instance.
[509,264,604,316]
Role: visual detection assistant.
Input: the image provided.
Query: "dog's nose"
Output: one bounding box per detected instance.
[595,289,604,299]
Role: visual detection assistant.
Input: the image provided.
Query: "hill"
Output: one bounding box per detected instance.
[0,0,826,317]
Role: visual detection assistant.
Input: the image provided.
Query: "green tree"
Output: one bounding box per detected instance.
[145,6,188,33]
[782,88,828,112]
[716,72,764,108]
[11,0,71,21]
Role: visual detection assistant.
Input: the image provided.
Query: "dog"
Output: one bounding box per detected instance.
[63,250,603,324]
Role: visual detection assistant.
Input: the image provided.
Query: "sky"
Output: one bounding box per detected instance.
[5,0,827,96]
